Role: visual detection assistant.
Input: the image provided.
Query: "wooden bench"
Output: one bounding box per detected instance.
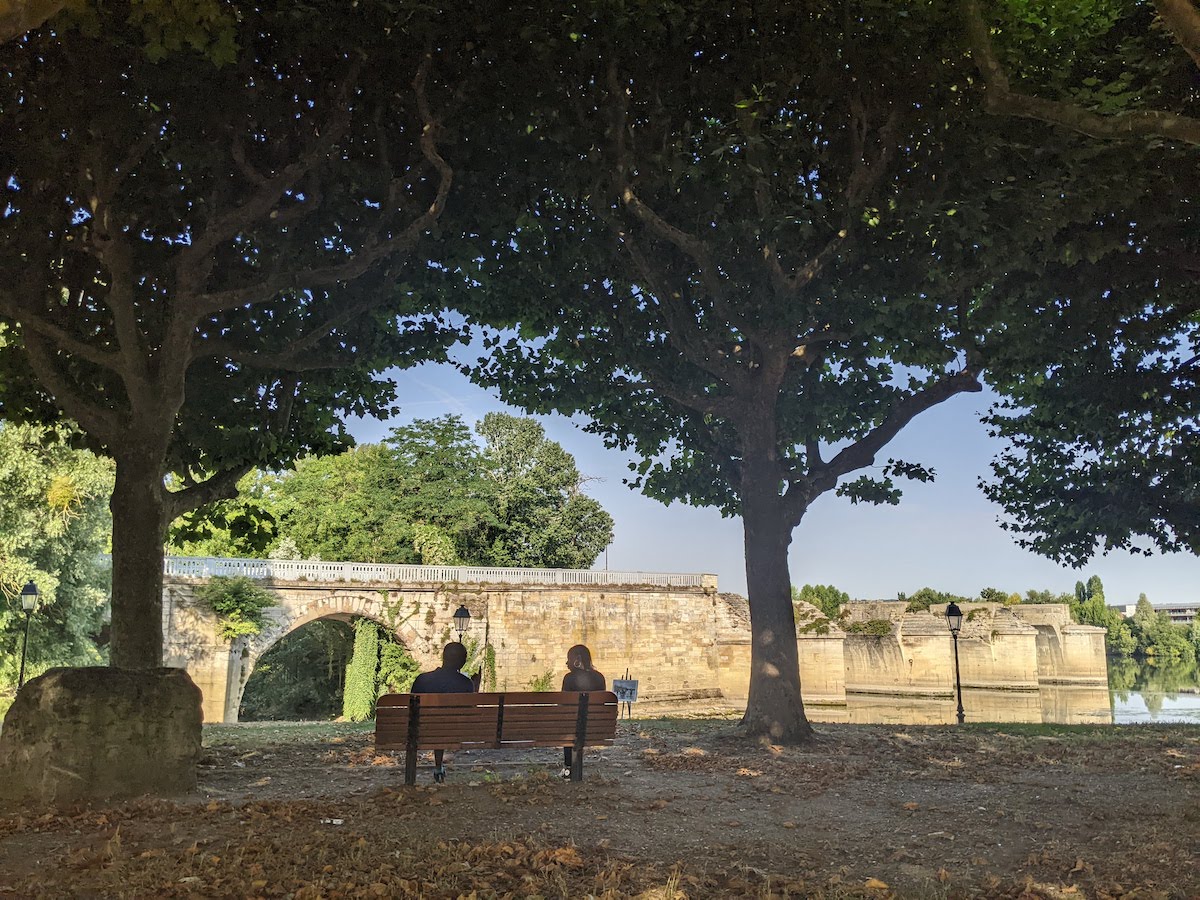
[375,691,619,784]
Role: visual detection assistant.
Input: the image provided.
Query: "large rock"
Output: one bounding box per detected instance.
[0,667,203,806]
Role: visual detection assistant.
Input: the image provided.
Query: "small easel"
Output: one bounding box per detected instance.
[614,667,638,720]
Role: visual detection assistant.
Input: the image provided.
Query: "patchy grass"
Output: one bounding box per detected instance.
[968,721,1197,740]
[204,720,375,750]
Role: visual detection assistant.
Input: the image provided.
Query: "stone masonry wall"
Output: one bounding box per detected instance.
[164,578,731,722]
[163,581,1109,723]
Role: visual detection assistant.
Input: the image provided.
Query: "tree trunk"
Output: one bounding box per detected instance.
[738,470,814,744]
[109,453,168,669]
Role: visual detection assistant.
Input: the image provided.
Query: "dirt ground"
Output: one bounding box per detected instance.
[0,716,1197,899]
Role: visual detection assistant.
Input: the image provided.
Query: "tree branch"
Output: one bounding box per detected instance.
[762,98,898,302]
[0,289,124,372]
[187,53,452,320]
[164,463,253,520]
[196,291,382,367]
[606,61,729,307]
[83,129,161,382]
[164,377,298,519]
[614,227,744,386]
[649,373,742,420]
[19,331,125,442]
[174,62,362,300]
[807,365,983,497]
[1155,0,1200,68]
[963,0,1200,146]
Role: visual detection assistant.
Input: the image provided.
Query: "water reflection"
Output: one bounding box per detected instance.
[1108,657,1200,724]
[809,685,1113,726]
[801,659,1200,725]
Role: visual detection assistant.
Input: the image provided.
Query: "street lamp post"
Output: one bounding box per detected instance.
[944,601,965,725]
[17,580,39,690]
[453,604,471,642]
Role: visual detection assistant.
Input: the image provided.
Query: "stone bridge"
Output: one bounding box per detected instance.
[161,557,1109,724]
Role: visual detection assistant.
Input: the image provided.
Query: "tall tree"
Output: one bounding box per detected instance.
[0,4,466,667]
[476,413,614,568]
[449,0,1157,741]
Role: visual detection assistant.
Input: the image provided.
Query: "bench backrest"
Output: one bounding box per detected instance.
[375,691,618,751]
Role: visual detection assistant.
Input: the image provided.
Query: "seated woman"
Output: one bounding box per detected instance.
[560,644,605,778]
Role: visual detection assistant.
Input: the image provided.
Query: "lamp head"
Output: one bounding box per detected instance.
[20,581,39,614]
[945,601,963,635]
[452,604,471,638]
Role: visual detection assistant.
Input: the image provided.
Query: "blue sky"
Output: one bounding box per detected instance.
[348,361,1200,608]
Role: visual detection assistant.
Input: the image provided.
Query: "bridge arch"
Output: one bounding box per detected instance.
[229,592,440,722]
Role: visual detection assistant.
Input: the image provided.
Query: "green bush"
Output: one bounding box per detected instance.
[195,576,277,641]
[377,640,420,695]
[844,619,894,637]
[527,670,555,691]
[481,644,497,691]
[342,618,379,722]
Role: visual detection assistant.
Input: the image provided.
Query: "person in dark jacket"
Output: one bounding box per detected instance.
[411,641,474,783]
[560,644,605,777]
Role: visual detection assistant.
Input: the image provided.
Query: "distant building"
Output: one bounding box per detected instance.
[1113,603,1198,626]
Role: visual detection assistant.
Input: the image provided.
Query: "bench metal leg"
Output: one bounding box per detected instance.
[404,695,421,786]
[571,693,589,782]
[404,748,417,786]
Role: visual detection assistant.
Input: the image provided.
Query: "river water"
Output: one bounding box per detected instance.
[1107,657,1200,724]
[802,658,1200,726]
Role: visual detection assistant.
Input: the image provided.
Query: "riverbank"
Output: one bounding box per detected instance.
[1,719,1197,897]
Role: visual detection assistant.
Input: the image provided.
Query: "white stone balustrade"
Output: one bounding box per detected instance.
[162,555,712,589]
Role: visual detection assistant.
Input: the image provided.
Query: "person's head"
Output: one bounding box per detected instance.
[566,644,593,672]
[442,641,468,671]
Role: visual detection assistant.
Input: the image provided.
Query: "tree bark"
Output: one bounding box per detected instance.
[738,462,814,744]
[109,451,169,669]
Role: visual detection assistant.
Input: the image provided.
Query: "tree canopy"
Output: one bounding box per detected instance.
[0,2,473,666]
[966,0,1200,564]
[441,0,1179,741]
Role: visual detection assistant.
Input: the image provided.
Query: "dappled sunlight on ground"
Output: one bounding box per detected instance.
[1,719,1197,897]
